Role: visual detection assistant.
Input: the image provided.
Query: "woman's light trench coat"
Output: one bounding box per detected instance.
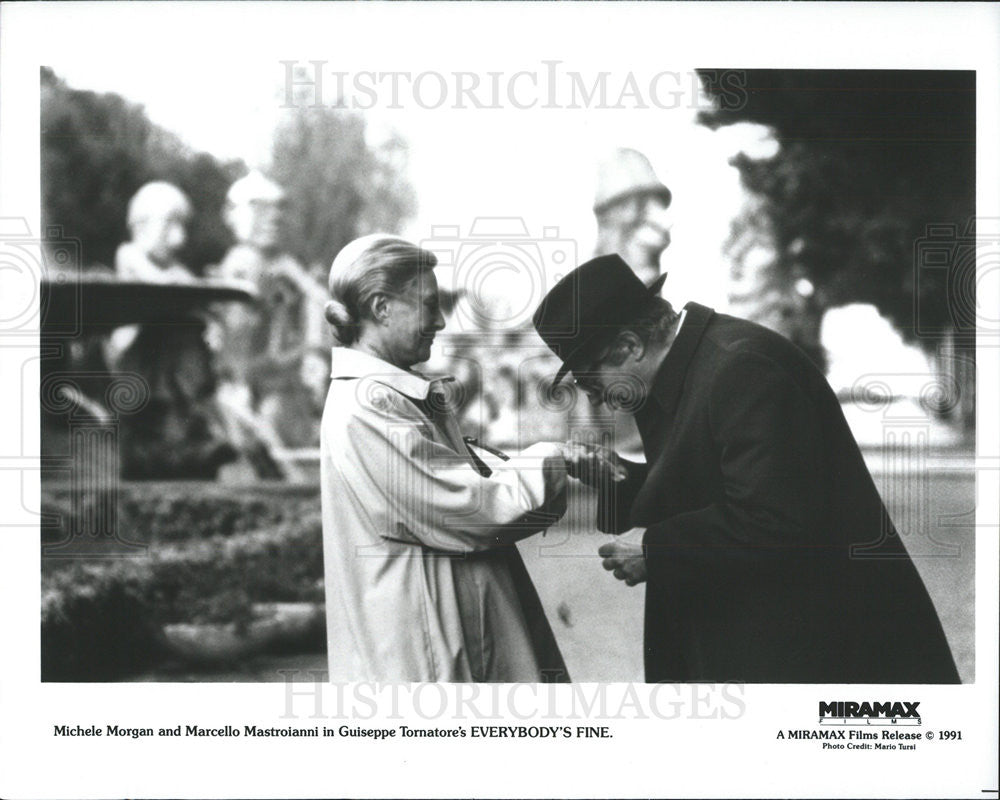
[320,347,570,682]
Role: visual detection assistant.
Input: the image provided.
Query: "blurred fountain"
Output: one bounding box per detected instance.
[40,181,283,484]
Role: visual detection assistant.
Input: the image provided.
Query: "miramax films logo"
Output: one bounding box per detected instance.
[818,701,921,726]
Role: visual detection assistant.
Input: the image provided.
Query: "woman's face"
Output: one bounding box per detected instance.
[380,271,447,369]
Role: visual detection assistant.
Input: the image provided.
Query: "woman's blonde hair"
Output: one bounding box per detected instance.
[325,234,438,345]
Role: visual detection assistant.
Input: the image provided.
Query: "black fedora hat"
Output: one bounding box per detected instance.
[532,254,667,385]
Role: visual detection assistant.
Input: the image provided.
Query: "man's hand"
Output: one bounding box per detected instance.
[598,539,647,586]
[559,442,628,487]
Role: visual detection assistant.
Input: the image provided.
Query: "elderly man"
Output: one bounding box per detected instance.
[576,148,674,458]
[534,254,959,683]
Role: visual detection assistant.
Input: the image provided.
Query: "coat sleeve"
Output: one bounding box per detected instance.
[594,458,649,534]
[341,385,568,553]
[642,352,825,561]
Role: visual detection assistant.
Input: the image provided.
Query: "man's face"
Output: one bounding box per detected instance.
[382,272,447,369]
[571,337,646,411]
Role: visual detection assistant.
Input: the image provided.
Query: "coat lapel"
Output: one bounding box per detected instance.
[633,302,715,494]
[647,302,714,422]
[419,383,486,474]
[329,348,484,473]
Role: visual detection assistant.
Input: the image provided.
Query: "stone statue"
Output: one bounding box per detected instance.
[115,181,196,283]
[214,171,329,450]
[593,148,673,287]
[112,182,237,479]
[570,149,676,458]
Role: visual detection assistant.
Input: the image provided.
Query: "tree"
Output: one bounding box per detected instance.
[41,67,245,273]
[699,69,974,343]
[270,85,416,275]
[698,69,975,429]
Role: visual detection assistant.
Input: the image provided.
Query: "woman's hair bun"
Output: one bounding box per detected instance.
[325,299,358,344]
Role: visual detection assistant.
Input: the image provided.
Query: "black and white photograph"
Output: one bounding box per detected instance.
[1,3,997,798]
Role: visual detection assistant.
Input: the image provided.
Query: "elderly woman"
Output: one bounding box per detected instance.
[320,234,570,682]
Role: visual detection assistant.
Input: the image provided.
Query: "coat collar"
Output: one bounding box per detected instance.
[329,346,440,400]
[647,302,715,419]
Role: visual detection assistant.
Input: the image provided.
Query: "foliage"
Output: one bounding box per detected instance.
[41,486,324,680]
[270,73,417,273]
[41,483,321,550]
[40,64,415,277]
[145,519,325,623]
[41,561,164,681]
[698,69,975,351]
[41,67,246,273]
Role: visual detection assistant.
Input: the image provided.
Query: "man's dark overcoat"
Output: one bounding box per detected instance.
[599,302,959,683]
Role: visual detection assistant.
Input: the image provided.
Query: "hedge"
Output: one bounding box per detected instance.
[41,483,325,681]
[41,482,321,550]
